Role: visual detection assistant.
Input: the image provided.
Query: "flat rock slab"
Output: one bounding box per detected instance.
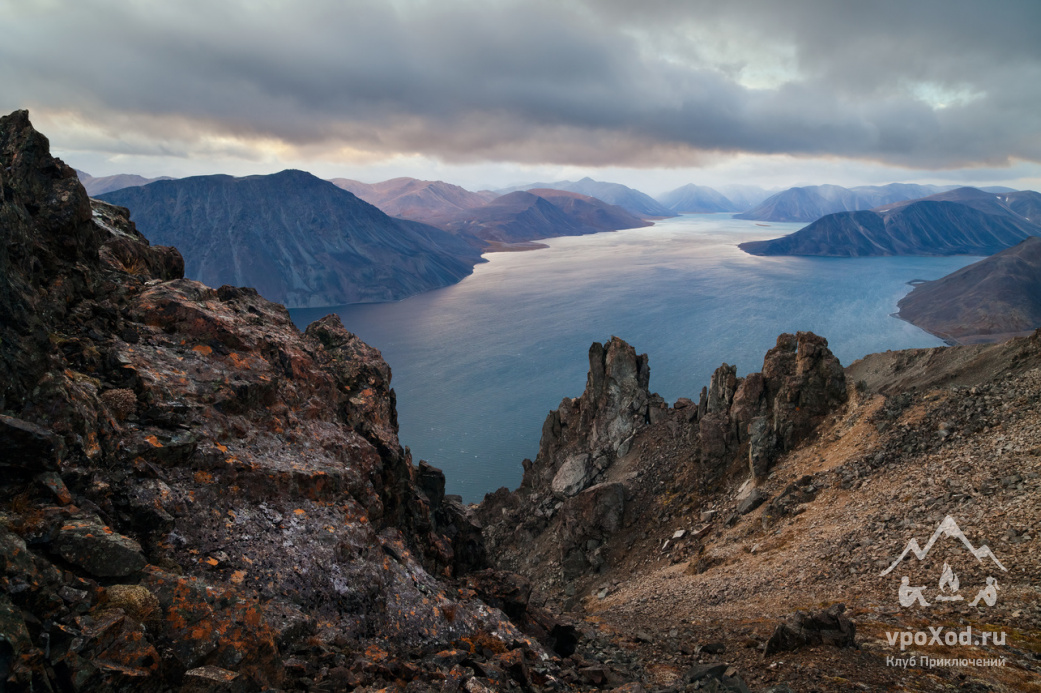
[0,414,59,471]
[54,515,147,578]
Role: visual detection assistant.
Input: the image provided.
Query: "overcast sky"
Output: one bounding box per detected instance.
[4,0,1040,194]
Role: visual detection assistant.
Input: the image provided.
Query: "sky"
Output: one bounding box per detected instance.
[3,0,1041,195]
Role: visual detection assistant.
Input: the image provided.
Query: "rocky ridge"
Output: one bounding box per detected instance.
[477,333,1041,690]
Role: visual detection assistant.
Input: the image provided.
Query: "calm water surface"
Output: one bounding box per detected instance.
[291,214,977,502]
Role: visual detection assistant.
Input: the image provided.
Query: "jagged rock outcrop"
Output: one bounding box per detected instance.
[525,337,665,499]
[698,332,847,479]
[0,110,602,692]
[477,338,666,580]
[479,332,847,590]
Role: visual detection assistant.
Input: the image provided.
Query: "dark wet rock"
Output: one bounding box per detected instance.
[609,684,647,693]
[747,416,775,478]
[0,595,32,658]
[763,603,856,656]
[36,470,73,505]
[182,665,242,693]
[683,663,728,682]
[762,476,818,526]
[558,483,627,578]
[465,569,532,620]
[53,514,147,578]
[681,663,752,692]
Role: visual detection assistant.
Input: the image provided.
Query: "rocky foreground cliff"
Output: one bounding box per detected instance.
[0,110,611,692]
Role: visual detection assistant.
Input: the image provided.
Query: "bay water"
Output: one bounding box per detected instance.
[290,214,977,502]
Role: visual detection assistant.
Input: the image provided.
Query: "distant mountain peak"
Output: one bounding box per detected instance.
[99,171,485,308]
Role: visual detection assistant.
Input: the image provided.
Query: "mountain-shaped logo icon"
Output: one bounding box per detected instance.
[880,515,1007,576]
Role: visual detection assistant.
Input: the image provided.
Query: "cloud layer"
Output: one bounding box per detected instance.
[3,0,1039,171]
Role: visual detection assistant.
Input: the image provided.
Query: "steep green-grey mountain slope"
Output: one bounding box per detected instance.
[100,170,485,308]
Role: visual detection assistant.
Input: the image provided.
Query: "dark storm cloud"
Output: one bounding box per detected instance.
[2,0,1039,168]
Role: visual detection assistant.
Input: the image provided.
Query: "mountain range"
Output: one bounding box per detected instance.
[655,183,741,213]
[76,169,174,196]
[328,176,498,221]
[498,177,674,218]
[99,170,485,308]
[735,183,956,223]
[740,187,1041,257]
[433,188,650,248]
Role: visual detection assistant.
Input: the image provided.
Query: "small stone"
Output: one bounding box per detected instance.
[58,585,90,606]
[736,489,768,515]
[672,529,686,540]
[36,472,73,505]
